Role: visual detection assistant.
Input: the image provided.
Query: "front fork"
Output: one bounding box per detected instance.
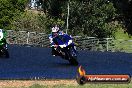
[69,46,77,57]
[3,44,8,50]
[0,44,7,52]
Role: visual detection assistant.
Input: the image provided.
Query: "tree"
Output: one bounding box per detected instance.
[64,0,119,37]
[38,0,66,18]
[0,0,28,30]
[12,11,47,32]
[110,0,132,35]
[39,0,119,37]
[37,0,51,14]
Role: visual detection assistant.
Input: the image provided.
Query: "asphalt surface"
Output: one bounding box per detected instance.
[0,45,132,79]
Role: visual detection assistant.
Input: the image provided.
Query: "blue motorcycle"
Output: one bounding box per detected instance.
[49,34,78,65]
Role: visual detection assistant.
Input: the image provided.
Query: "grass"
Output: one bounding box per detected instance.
[113,29,132,53]
[114,29,132,40]
[0,80,132,88]
[28,83,132,88]
[2,82,132,88]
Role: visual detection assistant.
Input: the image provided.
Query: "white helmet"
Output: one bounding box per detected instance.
[0,29,3,40]
[52,26,59,32]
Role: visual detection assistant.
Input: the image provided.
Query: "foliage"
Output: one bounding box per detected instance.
[11,11,65,33]
[111,0,132,35]
[12,11,47,32]
[1,0,131,38]
[38,0,121,37]
[0,0,28,30]
[45,17,65,33]
[64,0,119,37]
[38,0,66,19]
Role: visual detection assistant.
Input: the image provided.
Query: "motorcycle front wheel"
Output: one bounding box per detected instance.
[67,47,78,66]
[0,49,9,58]
[69,56,78,66]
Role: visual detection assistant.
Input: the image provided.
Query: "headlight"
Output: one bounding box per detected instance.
[59,44,66,48]
[68,40,73,45]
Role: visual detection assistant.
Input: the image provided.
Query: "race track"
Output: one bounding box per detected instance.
[0,45,132,79]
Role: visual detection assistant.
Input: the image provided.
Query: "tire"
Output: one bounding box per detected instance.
[62,50,78,65]
[5,49,9,58]
[68,46,78,66]
[76,76,86,85]
[1,49,9,58]
[69,56,78,66]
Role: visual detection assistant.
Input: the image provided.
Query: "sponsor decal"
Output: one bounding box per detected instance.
[76,66,131,85]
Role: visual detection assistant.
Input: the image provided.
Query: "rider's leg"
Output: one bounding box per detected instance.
[52,47,56,56]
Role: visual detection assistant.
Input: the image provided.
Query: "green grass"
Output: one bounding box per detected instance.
[113,29,132,53]
[114,29,132,40]
[2,83,132,88]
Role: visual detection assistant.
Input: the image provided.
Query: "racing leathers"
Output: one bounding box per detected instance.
[49,31,64,56]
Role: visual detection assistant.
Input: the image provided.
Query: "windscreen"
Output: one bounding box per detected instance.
[53,34,71,45]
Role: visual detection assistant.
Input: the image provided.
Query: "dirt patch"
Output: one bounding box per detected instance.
[0,80,78,87]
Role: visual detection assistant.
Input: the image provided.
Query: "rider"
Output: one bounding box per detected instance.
[49,25,64,44]
[0,29,7,48]
[49,25,64,56]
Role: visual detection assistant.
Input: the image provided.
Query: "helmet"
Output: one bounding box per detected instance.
[0,29,3,33]
[0,29,4,40]
[52,25,59,33]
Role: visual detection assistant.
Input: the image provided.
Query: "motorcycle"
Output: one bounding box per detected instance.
[49,34,78,65]
[0,30,9,58]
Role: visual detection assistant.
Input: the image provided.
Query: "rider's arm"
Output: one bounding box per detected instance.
[58,31,65,35]
[49,34,53,43]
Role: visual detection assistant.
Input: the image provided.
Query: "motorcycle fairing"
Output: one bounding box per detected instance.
[52,34,73,48]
